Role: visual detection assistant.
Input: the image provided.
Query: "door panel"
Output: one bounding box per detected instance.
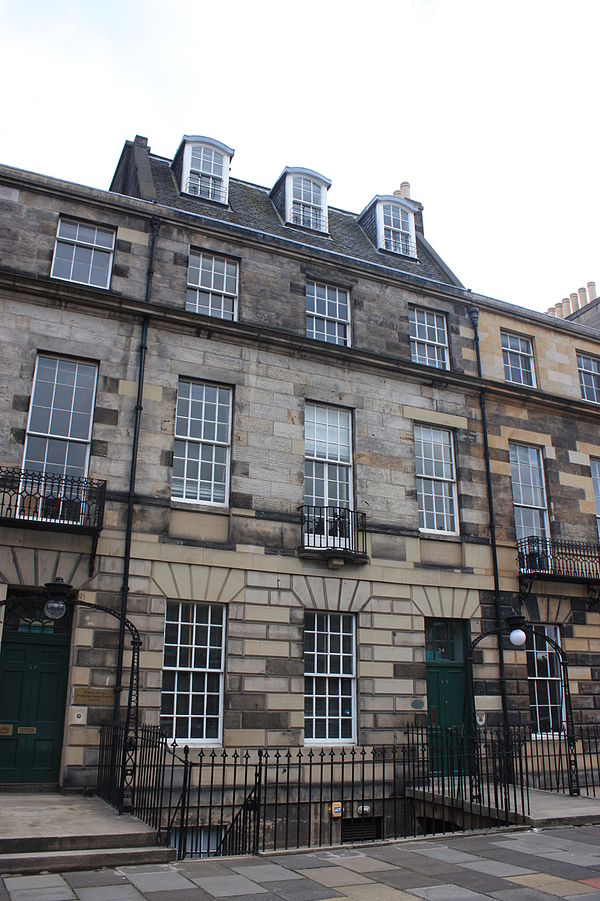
[0,638,69,783]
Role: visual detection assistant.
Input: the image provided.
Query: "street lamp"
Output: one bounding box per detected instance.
[467,609,580,799]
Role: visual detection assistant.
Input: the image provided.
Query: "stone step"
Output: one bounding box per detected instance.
[0,844,176,874]
[0,829,158,855]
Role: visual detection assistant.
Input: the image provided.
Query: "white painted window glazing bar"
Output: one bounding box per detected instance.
[305,282,350,347]
[172,381,232,505]
[509,443,549,541]
[188,146,225,201]
[304,404,352,509]
[502,332,536,386]
[382,203,416,256]
[292,176,325,231]
[414,425,458,534]
[578,353,600,403]
[161,601,225,743]
[526,624,564,735]
[51,219,115,289]
[409,308,449,369]
[304,611,356,743]
[187,252,238,321]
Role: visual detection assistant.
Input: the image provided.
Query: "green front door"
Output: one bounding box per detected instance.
[0,632,70,784]
[425,618,469,775]
[426,665,467,729]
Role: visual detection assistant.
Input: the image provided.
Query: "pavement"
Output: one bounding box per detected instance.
[6,825,600,901]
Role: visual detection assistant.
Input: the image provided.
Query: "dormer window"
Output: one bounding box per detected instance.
[358,192,419,259]
[270,167,330,233]
[177,136,234,204]
[189,146,225,201]
[379,201,417,257]
[292,176,324,230]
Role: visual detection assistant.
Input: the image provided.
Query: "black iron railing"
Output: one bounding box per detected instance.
[517,536,600,583]
[0,467,106,533]
[503,724,600,798]
[185,177,228,203]
[101,726,528,859]
[291,207,326,232]
[383,234,417,257]
[300,505,368,558]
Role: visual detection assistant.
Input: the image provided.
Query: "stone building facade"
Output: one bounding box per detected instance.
[1,134,600,789]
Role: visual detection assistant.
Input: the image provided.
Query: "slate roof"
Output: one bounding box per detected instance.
[141,151,463,289]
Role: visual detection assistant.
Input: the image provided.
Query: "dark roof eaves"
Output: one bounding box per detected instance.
[150,197,469,297]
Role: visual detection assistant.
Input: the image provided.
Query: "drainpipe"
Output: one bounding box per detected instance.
[113,216,160,722]
[468,306,510,737]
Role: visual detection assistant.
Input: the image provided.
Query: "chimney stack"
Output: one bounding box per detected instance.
[393,182,411,200]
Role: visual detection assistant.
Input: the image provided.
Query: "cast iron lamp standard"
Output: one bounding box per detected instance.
[466,613,580,802]
[1,577,142,812]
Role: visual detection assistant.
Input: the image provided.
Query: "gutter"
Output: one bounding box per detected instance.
[468,306,511,735]
[113,216,160,721]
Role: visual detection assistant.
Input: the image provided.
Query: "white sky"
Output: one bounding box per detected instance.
[1,0,598,313]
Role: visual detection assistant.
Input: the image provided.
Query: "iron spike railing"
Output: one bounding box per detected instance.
[98,726,536,859]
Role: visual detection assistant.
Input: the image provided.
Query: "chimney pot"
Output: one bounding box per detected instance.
[555,302,563,318]
[393,181,411,200]
[588,281,597,301]
[547,307,556,317]
[563,298,573,317]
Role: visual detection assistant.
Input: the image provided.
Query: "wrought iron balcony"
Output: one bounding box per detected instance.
[517,536,600,584]
[0,467,106,535]
[299,505,368,561]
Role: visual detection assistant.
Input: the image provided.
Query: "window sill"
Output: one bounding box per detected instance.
[170,499,230,515]
[418,530,461,541]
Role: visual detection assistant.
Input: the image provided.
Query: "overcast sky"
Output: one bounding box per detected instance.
[1,0,597,314]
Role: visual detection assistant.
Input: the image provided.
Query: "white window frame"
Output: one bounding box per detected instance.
[283,168,330,233]
[509,443,550,542]
[376,200,417,257]
[305,282,350,347]
[591,458,600,541]
[409,307,449,370]
[160,601,225,745]
[502,332,536,387]
[20,355,98,525]
[414,425,459,535]
[50,219,115,289]
[304,404,353,549]
[526,624,565,736]
[180,137,234,204]
[172,380,232,506]
[187,252,238,321]
[304,611,356,745]
[577,352,600,404]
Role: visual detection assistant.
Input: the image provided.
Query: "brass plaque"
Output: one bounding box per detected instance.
[73,687,114,706]
[0,724,13,736]
[17,726,36,734]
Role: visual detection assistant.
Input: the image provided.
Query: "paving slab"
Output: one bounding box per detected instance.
[75,886,144,901]
[124,870,196,892]
[230,863,305,881]
[63,869,130,888]
[411,885,491,900]
[255,878,344,901]
[191,874,271,896]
